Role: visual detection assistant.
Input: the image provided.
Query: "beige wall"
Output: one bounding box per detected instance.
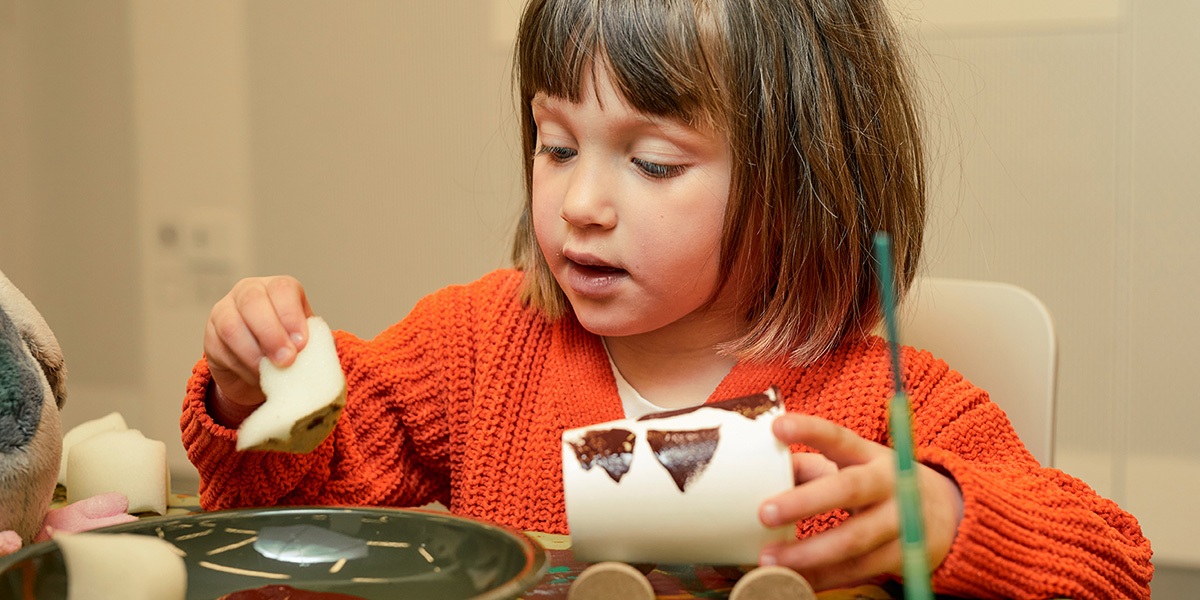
[895,0,1200,565]
[0,1,141,391]
[243,0,518,340]
[1124,1,1200,566]
[1,0,1196,566]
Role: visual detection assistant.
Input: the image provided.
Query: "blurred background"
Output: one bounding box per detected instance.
[1,0,1196,594]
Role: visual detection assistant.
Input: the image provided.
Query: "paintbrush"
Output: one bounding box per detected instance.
[873,232,934,600]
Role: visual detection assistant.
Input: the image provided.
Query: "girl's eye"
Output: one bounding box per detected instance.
[536,145,577,163]
[632,158,686,179]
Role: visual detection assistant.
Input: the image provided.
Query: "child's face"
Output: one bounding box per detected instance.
[530,64,734,342]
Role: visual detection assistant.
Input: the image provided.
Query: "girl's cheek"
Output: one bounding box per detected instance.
[530,187,559,247]
[530,169,561,220]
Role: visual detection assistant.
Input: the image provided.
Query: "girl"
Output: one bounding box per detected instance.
[183,0,1153,598]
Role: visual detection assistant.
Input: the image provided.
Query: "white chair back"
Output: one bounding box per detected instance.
[897,277,1057,467]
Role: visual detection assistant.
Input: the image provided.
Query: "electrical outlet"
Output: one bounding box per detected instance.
[149,208,248,308]
[178,212,233,266]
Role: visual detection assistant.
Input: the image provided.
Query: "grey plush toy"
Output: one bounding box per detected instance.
[0,270,137,557]
[0,269,66,548]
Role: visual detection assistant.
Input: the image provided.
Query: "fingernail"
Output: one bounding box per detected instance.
[760,552,777,567]
[274,346,294,364]
[291,332,304,346]
[762,502,779,527]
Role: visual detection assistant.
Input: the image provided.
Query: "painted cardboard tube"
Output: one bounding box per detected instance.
[562,387,794,565]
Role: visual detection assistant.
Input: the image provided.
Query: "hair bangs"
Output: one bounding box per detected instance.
[517,0,598,104]
[518,0,726,128]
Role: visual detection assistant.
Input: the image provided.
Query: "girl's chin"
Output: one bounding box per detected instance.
[567,302,650,338]
[566,294,745,347]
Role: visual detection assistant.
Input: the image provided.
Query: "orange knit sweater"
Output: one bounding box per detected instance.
[181,269,1152,600]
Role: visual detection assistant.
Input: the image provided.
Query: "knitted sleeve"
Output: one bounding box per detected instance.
[180,282,479,512]
[904,350,1153,600]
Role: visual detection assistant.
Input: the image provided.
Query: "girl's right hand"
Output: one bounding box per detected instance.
[203,276,314,427]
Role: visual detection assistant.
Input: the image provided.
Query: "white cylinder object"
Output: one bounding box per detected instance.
[562,388,794,565]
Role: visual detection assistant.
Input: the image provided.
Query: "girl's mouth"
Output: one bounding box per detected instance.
[576,262,622,274]
[565,259,628,298]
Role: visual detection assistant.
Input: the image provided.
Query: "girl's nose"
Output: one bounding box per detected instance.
[560,159,617,229]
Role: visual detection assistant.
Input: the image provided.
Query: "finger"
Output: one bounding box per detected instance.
[762,459,893,526]
[791,452,839,484]
[203,321,269,416]
[916,464,965,568]
[233,280,299,367]
[205,317,262,388]
[773,414,890,466]
[762,499,898,573]
[265,276,313,352]
[799,538,902,592]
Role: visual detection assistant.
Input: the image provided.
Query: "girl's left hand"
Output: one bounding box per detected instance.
[757,413,964,590]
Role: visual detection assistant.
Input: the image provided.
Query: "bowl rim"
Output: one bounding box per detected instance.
[0,505,550,600]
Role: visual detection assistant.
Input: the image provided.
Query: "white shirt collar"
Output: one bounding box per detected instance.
[602,339,692,419]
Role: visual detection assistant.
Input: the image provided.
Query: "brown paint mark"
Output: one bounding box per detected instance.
[218,585,367,600]
[638,386,780,422]
[710,390,777,420]
[568,428,636,483]
[647,427,720,492]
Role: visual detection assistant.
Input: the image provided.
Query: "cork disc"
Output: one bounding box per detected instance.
[729,566,816,600]
[568,562,655,600]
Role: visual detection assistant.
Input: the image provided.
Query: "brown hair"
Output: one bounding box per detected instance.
[512,0,925,365]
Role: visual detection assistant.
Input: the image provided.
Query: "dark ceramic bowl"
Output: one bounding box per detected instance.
[0,506,547,600]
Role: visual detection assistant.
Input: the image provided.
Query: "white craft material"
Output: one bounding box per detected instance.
[66,429,168,515]
[56,532,186,600]
[58,411,128,486]
[562,388,794,565]
[237,315,346,453]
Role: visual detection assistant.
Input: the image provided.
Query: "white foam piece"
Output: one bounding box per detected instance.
[58,412,128,486]
[66,429,168,515]
[237,316,347,453]
[56,532,186,600]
